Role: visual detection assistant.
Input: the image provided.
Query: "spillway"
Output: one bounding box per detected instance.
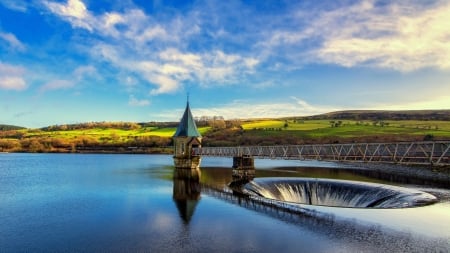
[242,178,438,208]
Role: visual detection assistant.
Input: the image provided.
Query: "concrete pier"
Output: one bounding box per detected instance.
[232,155,255,182]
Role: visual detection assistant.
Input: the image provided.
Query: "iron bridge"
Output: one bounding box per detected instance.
[193,141,450,166]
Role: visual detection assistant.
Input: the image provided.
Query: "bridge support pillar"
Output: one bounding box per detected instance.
[173,156,202,170]
[232,155,255,182]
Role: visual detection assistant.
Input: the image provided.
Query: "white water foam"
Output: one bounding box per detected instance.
[243,178,437,208]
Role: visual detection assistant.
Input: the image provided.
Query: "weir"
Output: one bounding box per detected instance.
[239,177,437,208]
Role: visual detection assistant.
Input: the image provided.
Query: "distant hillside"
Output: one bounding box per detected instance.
[0,124,26,131]
[1,111,450,153]
[40,121,179,131]
[299,110,450,121]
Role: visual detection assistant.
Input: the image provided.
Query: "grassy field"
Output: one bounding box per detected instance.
[9,119,450,141]
[32,127,174,137]
[16,126,211,143]
[1,118,449,153]
[241,119,450,139]
[241,120,328,131]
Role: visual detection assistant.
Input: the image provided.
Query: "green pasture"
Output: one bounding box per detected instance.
[21,128,170,139]
[384,120,450,131]
[303,125,449,138]
[241,120,330,130]
[18,126,211,142]
[12,119,450,143]
[242,119,450,139]
[241,120,284,129]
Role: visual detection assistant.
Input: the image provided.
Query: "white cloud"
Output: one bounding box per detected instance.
[102,12,124,28]
[290,96,317,112]
[157,48,259,87]
[159,48,202,68]
[123,76,138,87]
[91,41,258,94]
[44,0,93,31]
[134,25,169,44]
[40,79,74,92]
[0,77,27,90]
[46,1,259,95]
[252,80,276,89]
[44,1,169,42]
[187,98,342,120]
[0,62,27,90]
[197,50,259,84]
[128,95,150,106]
[263,0,450,72]
[0,0,29,12]
[73,65,97,80]
[315,2,450,71]
[0,62,24,75]
[148,75,179,95]
[0,32,26,52]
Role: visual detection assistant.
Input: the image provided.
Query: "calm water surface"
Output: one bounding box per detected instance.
[1,153,449,252]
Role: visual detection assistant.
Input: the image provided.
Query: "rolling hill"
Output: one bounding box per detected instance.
[1,110,449,153]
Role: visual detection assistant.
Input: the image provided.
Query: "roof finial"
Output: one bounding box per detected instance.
[187,92,190,104]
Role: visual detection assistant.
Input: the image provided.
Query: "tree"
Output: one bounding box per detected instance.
[28,139,45,152]
[210,119,226,129]
[0,139,21,152]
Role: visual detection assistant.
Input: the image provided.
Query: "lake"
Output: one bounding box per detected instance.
[1,153,449,252]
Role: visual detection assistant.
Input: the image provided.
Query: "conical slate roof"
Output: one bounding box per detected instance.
[173,102,201,137]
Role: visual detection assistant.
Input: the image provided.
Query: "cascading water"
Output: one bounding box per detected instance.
[242,178,438,208]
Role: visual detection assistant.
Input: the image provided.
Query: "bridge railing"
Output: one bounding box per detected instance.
[194,141,450,166]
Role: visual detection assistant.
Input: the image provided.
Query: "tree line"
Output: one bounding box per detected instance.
[0,131,172,153]
[41,122,142,131]
[300,110,450,121]
[0,124,25,131]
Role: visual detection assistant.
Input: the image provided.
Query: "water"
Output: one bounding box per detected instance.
[242,178,438,208]
[1,153,449,252]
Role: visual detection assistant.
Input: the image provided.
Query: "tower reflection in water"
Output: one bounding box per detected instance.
[173,168,201,224]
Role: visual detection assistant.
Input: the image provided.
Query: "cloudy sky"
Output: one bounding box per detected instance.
[1,0,449,127]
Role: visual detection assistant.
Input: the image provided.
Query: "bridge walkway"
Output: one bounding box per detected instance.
[194,141,450,166]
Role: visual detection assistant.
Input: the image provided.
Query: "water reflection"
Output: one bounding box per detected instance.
[2,154,448,252]
[198,166,449,252]
[168,160,450,252]
[172,168,201,224]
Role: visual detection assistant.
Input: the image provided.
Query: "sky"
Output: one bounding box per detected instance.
[1,0,450,128]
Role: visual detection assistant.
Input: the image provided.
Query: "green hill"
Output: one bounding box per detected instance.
[0,124,26,131]
[1,110,449,153]
[299,110,450,121]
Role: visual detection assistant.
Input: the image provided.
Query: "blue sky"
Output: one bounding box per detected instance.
[1,0,449,128]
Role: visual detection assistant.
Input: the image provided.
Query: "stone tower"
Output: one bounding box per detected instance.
[173,101,202,170]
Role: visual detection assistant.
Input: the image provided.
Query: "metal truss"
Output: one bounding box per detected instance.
[194,141,450,166]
